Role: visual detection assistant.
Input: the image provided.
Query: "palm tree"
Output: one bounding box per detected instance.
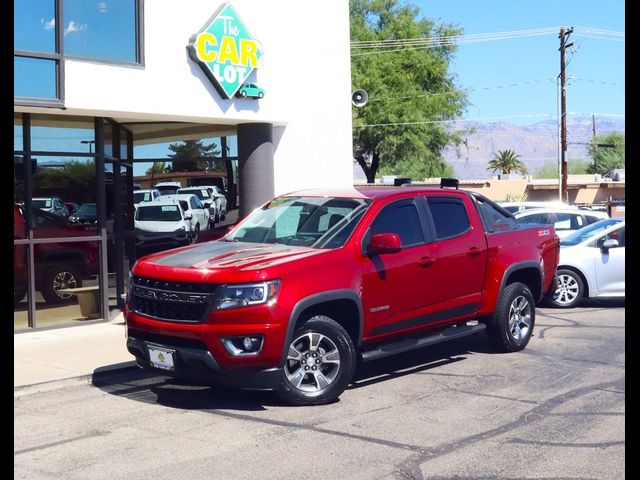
[487,149,528,176]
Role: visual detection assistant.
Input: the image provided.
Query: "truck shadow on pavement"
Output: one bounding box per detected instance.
[91,332,494,411]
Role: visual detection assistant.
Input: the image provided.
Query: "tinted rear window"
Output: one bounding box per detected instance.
[427,197,470,239]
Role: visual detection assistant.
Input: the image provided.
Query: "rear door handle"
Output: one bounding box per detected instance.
[417,256,435,267]
[467,247,482,256]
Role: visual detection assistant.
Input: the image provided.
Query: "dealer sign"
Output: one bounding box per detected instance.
[188,3,263,99]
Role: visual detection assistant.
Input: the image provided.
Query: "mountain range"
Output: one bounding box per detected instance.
[353,116,625,181]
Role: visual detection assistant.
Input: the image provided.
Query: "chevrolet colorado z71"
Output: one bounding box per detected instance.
[125,186,559,405]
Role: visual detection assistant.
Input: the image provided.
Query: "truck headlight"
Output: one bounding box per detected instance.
[214,280,280,309]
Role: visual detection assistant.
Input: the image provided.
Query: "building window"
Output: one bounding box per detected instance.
[14,0,57,53]
[14,0,143,107]
[64,0,140,63]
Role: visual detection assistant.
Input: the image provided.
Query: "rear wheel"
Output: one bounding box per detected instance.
[40,265,83,304]
[277,316,356,406]
[488,282,535,352]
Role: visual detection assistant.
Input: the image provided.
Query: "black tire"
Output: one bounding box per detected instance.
[40,264,83,304]
[546,269,584,308]
[190,224,200,244]
[487,282,535,352]
[241,90,247,98]
[277,315,356,406]
[258,92,264,98]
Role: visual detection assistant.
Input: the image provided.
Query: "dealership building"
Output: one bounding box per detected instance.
[14,1,353,329]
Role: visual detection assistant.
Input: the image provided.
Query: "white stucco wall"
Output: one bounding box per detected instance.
[60,0,353,195]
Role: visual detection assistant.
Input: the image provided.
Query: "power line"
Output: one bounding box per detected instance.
[351,26,624,56]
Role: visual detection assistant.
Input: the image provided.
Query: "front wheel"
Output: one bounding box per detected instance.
[277,316,356,406]
[488,282,535,352]
[547,269,584,308]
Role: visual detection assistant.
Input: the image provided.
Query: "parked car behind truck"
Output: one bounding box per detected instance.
[125,185,559,405]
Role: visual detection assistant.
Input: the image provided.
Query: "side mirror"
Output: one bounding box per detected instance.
[184,212,193,220]
[366,233,402,255]
[601,238,619,250]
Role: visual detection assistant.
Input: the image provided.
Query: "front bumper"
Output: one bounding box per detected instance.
[127,331,283,390]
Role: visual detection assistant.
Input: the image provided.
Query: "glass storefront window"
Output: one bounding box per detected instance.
[14,57,57,99]
[33,240,102,328]
[14,157,27,238]
[64,0,138,63]
[14,244,31,330]
[31,115,95,153]
[14,0,56,53]
[15,114,23,151]
[31,156,97,235]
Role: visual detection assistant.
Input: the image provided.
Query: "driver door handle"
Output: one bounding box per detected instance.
[417,256,435,267]
[467,247,482,256]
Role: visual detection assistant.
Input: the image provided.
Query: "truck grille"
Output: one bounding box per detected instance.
[131,276,216,323]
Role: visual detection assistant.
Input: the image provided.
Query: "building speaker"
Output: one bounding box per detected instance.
[352,90,368,107]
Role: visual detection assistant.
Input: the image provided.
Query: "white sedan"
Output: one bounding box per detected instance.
[547,217,625,307]
[514,207,608,238]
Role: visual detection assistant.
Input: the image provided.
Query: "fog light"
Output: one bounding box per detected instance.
[221,335,264,356]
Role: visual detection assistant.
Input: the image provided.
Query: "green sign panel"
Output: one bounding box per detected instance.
[187,3,263,99]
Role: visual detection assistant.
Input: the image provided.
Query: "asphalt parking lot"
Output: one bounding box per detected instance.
[14,300,624,479]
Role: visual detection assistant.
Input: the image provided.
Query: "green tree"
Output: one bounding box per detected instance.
[145,161,169,176]
[487,149,528,176]
[167,140,221,172]
[534,159,590,179]
[587,132,624,177]
[351,0,469,183]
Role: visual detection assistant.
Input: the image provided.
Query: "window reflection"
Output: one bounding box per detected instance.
[64,0,137,63]
[14,0,56,53]
[31,156,97,234]
[34,240,102,327]
[14,57,57,99]
[31,115,94,152]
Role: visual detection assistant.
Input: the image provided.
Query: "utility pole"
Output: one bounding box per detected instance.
[559,27,573,203]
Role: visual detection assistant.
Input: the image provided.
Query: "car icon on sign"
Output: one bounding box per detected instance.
[236,83,265,99]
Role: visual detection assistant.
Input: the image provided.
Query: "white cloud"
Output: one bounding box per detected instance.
[64,20,88,36]
[41,18,55,30]
[98,2,107,13]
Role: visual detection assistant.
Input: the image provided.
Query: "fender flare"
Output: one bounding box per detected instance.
[279,290,363,366]
[499,261,543,302]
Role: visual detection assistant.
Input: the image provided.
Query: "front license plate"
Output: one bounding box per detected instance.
[148,345,175,371]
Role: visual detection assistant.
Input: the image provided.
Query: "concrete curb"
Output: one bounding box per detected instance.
[14,362,138,399]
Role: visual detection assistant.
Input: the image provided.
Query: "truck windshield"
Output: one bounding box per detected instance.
[226,196,371,249]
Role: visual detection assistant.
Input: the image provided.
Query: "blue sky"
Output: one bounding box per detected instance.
[412,0,624,125]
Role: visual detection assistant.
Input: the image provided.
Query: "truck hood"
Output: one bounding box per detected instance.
[139,240,328,272]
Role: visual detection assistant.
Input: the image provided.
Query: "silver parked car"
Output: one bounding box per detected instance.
[547,217,625,308]
[514,207,608,238]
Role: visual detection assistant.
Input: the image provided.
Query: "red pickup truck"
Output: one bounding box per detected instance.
[125,186,559,405]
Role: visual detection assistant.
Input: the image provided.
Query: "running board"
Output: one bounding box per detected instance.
[360,323,486,362]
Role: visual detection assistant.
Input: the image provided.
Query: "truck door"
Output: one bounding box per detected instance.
[421,194,488,316]
[360,198,438,338]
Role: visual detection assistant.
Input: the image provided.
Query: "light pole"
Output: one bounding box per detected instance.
[81,140,95,154]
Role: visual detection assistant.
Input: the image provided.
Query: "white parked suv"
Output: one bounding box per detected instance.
[514,208,608,238]
[547,217,625,307]
[134,200,192,248]
[177,187,218,227]
[154,181,182,196]
[160,194,210,241]
[133,189,161,208]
